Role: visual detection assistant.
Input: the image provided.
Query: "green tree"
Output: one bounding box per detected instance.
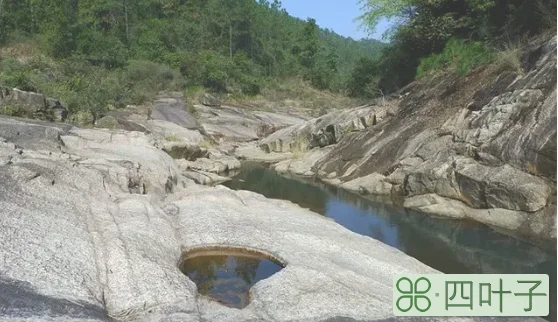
[357,0,555,94]
[0,0,389,119]
[298,18,321,69]
[358,0,414,34]
[347,57,379,97]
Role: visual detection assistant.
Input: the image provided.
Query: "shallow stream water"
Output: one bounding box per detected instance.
[223,162,557,320]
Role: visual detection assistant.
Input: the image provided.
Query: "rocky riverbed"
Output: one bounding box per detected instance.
[1,115,550,322]
[0,36,555,322]
[240,36,558,245]
[0,116,462,322]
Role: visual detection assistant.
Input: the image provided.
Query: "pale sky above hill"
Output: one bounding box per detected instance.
[280,0,393,40]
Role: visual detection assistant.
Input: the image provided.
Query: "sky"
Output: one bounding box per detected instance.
[279,0,392,41]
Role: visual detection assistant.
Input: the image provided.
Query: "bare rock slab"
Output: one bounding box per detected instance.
[0,116,547,322]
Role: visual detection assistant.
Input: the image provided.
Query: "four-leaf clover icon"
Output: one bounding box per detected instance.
[396,277,432,313]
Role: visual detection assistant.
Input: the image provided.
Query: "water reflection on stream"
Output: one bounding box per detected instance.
[224,162,556,320]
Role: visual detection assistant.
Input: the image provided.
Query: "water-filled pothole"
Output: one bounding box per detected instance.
[179,246,285,309]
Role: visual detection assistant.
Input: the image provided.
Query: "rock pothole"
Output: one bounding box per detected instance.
[178,246,286,309]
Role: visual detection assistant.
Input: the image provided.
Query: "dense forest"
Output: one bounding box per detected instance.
[354,0,557,96]
[0,0,385,119]
[0,0,556,121]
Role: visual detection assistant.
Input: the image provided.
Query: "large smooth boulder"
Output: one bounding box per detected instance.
[145,118,205,160]
[200,93,221,107]
[176,155,240,174]
[403,193,556,240]
[96,110,148,132]
[9,88,46,110]
[340,173,393,195]
[1,88,69,121]
[151,94,200,130]
[453,158,552,212]
[0,116,72,151]
[261,105,383,153]
[272,146,334,177]
[147,119,203,146]
[180,169,231,185]
[59,127,179,195]
[193,104,308,143]
[253,111,310,137]
[402,150,462,201]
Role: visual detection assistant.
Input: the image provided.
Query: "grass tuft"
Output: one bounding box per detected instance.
[165,134,183,142]
[526,162,540,176]
[0,103,32,118]
[491,37,527,75]
[417,38,496,78]
[198,139,212,149]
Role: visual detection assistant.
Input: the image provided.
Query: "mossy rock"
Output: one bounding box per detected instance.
[67,110,95,126]
[96,115,119,129]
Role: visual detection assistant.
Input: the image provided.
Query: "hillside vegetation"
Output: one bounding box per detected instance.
[354,0,556,96]
[0,0,385,120]
[0,0,555,122]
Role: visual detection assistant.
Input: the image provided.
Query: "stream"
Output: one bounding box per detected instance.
[223,162,557,320]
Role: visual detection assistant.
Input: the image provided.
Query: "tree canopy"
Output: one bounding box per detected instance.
[354,0,556,96]
[0,0,386,101]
